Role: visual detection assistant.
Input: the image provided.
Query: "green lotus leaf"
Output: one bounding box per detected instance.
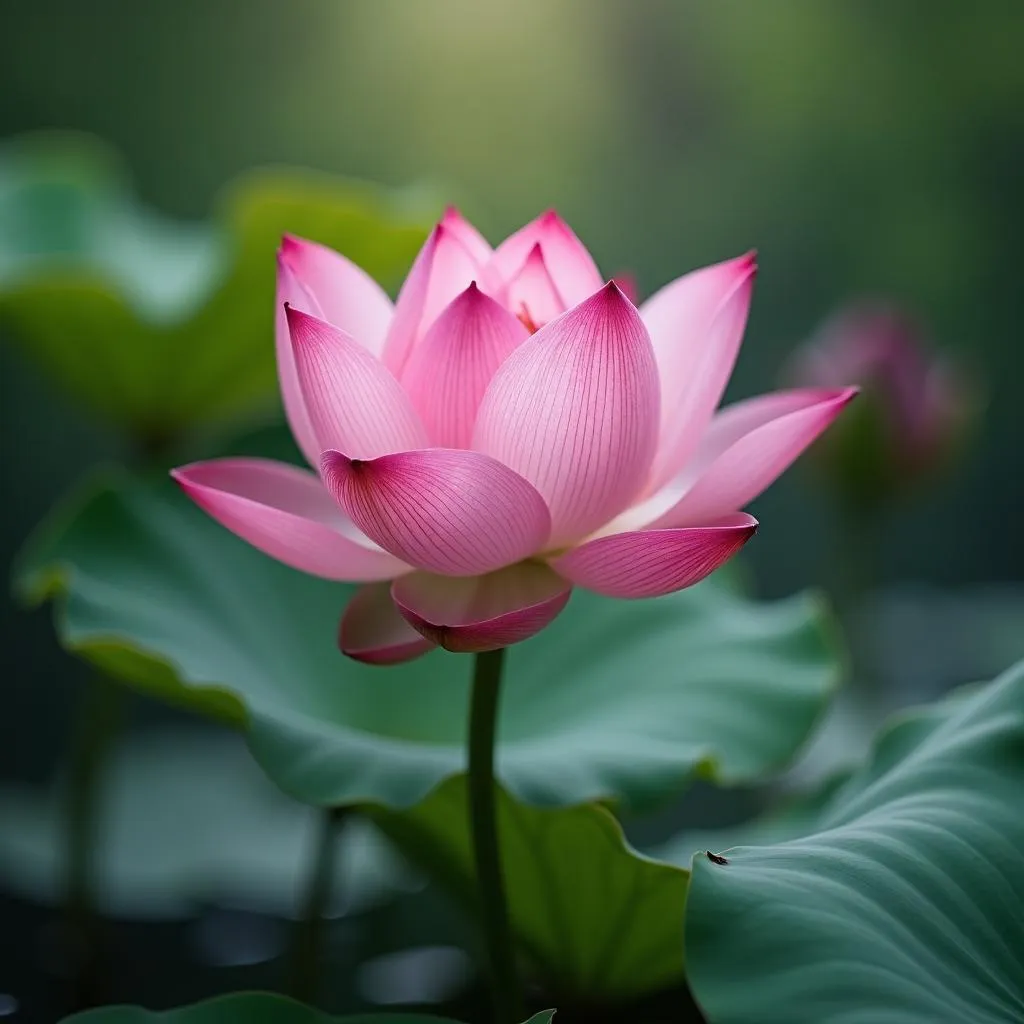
[18,469,840,812]
[685,661,1024,1024]
[369,776,687,1000]
[0,132,432,435]
[63,990,553,1023]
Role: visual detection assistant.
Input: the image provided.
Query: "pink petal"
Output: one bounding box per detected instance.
[381,223,481,378]
[635,387,858,529]
[171,458,408,581]
[550,513,758,598]
[279,234,393,355]
[473,282,660,547]
[401,283,528,448]
[287,306,428,459]
[321,448,551,576]
[392,562,572,653]
[440,206,492,264]
[481,210,603,307]
[339,582,436,664]
[504,243,566,330]
[612,272,639,305]
[275,256,323,467]
[641,253,757,492]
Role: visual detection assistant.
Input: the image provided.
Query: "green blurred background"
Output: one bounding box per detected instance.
[1,0,1023,1016]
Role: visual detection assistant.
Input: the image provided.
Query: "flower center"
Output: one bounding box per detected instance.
[516,304,541,334]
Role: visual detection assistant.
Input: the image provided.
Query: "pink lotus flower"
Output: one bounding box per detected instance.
[788,303,972,493]
[172,209,854,663]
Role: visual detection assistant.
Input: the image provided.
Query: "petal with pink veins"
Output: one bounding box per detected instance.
[630,387,858,530]
[275,256,323,467]
[321,448,551,576]
[474,282,660,547]
[287,306,428,459]
[642,253,757,492]
[392,562,572,653]
[480,210,603,307]
[612,273,639,306]
[279,234,393,355]
[339,582,436,664]
[402,283,528,448]
[504,243,566,330]
[171,458,408,581]
[440,206,493,264]
[381,223,482,377]
[550,513,758,599]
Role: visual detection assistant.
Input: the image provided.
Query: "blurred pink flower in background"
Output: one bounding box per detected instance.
[173,208,853,663]
[787,303,974,511]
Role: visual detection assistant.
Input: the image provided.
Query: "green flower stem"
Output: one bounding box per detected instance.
[63,675,123,1009]
[831,502,885,700]
[288,805,348,1003]
[468,647,522,1024]
[833,503,880,616]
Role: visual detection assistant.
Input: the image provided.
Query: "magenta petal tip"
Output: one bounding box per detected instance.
[284,302,315,324]
[321,448,353,476]
[600,278,630,301]
[283,301,309,335]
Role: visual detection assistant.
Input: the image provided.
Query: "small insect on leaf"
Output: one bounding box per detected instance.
[705,850,729,866]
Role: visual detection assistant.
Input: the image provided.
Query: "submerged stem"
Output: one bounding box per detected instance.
[63,676,123,1010]
[288,805,348,1003]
